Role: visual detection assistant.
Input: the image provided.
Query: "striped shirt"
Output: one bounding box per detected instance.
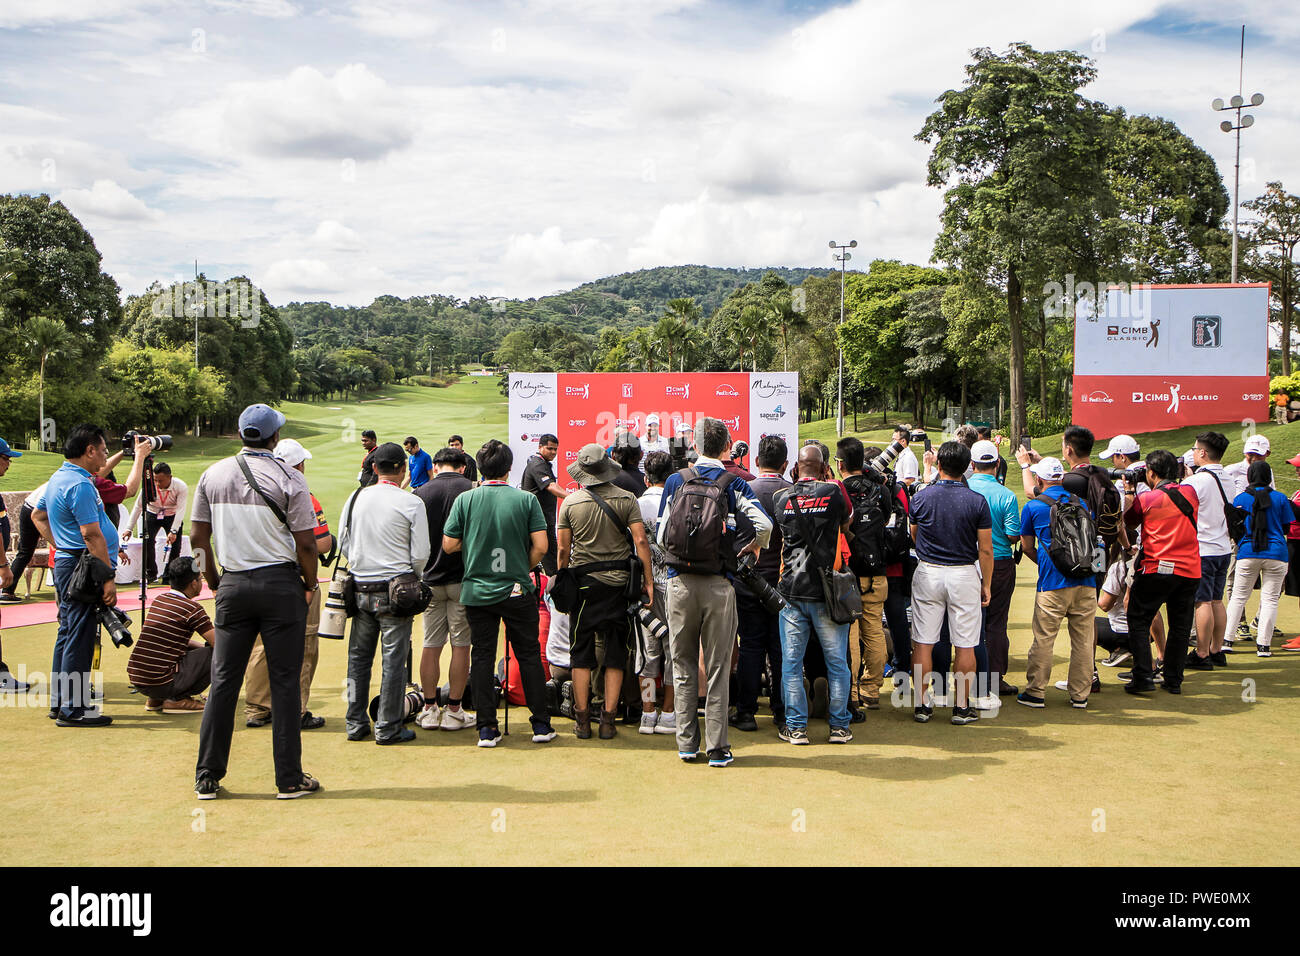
[126,591,212,686]
[191,449,315,572]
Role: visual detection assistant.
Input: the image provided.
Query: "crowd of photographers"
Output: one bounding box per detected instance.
[3,404,1299,798]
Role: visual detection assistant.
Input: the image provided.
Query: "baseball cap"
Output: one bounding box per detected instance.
[372,441,406,468]
[676,422,693,434]
[0,437,22,458]
[273,438,312,468]
[646,414,660,425]
[1098,434,1140,460]
[1183,449,1197,469]
[1287,452,1300,467]
[238,403,286,442]
[1244,435,1270,455]
[1029,457,1065,480]
[970,439,999,464]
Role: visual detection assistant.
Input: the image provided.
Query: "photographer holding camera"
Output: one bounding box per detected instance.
[123,461,188,585]
[31,425,122,726]
[339,442,432,744]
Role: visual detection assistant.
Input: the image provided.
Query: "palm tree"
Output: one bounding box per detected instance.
[653,314,686,371]
[24,317,73,449]
[678,324,705,372]
[628,327,657,372]
[733,305,766,372]
[770,290,807,373]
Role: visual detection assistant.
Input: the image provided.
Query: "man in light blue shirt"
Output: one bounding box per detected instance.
[32,425,121,726]
[968,440,1021,698]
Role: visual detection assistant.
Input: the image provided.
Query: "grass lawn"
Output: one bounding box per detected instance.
[3,380,1300,865]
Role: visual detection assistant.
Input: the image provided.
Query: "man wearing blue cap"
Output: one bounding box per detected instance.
[190,404,323,800]
[0,437,29,692]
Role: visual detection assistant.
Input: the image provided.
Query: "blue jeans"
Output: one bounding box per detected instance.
[346,591,414,740]
[779,598,851,730]
[50,553,99,719]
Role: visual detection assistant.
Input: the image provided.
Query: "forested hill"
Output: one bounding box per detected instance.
[568,265,835,319]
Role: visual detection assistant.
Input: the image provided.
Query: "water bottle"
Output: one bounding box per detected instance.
[1092,535,1106,573]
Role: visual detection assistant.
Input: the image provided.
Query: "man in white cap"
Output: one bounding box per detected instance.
[1017,457,1099,709]
[1099,434,1144,503]
[642,414,671,457]
[1225,434,1272,498]
[191,404,323,799]
[243,438,335,731]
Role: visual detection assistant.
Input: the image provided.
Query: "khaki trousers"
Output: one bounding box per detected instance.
[852,575,888,702]
[244,587,321,719]
[1024,585,1097,701]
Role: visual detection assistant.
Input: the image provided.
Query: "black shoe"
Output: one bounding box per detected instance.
[195,773,221,800]
[246,714,270,728]
[1091,671,1102,694]
[0,592,21,604]
[1185,652,1214,671]
[998,680,1019,696]
[1210,651,1228,667]
[913,704,933,723]
[1016,692,1046,709]
[707,748,734,768]
[1162,683,1182,695]
[559,680,574,719]
[0,668,30,692]
[48,708,58,720]
[346,726,371,741]
[951,706,979,725]
[730,711,758,732]
[376,727,416,744]
[300,711,326,730]
[1070,698,1088,710]
[1125,680,1157,694]
[849,706,867,724]
[56,713,113,727]
[276,773,322,799]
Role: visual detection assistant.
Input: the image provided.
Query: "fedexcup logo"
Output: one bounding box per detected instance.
[715,384,739,397]
[1081,390,1114,404]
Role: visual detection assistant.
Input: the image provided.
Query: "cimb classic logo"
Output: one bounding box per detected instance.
[50,886,151,936]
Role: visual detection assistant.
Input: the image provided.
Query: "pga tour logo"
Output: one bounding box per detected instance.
[622,383,634,398]
[665,383,690,399]
[565,384,590,399]
[715,384,739,397]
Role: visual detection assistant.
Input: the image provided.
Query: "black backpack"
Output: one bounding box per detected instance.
[843,474,907,576]
[1064,464,1125,562]
[1047,492,1100,578]
[661,468,738,574]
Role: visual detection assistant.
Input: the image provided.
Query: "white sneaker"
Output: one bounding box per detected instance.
[973,694,1001,711]
[653,711,676,734]
[439,706,475,731]
[1054,680,1069,692]
[638,712,658,735]
[416,704,441,730]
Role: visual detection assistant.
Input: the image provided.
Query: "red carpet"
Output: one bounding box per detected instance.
[0,582,217,629]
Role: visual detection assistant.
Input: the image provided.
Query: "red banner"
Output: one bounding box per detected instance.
[1072,375,1269,435]
[554,373,752,491]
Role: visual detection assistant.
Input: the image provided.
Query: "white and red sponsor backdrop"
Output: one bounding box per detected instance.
[507,372,799,489]
[1072,284,1270,435]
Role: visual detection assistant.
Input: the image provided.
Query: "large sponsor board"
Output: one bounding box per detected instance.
[507,373,799,489]
[1071,284,1269,434]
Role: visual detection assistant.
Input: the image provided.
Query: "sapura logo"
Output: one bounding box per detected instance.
[1105,324,1151,343]
[519,405,547,422]
[622,383,634,398]
[1080,391,1114,404]
[665,383,690,399]
[751,378,794,398]
[567,419,587,427]
[715,383,739,397]
[758,404,785,421]
[565,384,590,399]
[511,379,554,397]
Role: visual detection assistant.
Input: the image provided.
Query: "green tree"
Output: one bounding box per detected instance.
[23,315,73,449]
[918,43,1115,441]
[1244,182,1300,374]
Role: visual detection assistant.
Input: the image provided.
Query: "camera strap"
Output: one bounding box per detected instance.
[236,454,289,527]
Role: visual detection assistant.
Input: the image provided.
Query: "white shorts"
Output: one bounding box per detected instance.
[910,561,983,649]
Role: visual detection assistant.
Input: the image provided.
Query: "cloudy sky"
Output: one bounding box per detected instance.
[2,0,1297,306]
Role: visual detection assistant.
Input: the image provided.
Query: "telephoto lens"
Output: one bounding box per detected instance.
[637,603,669,645]
[867,439,906,480]
[97,604,133,648]
[733,553,785,614]
[318,575,348,640]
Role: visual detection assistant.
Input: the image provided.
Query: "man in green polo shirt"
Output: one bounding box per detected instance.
[443,439,556,748]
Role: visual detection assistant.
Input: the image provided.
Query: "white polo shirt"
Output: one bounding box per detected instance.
[1183,463,1233,557]
[896,447,920,483]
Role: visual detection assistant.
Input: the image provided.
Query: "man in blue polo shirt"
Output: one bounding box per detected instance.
[968,439,1021,699]
[1017,457,1099,710]
[32,425,121,726]
[908,441,993,725]
[403,437,433,490]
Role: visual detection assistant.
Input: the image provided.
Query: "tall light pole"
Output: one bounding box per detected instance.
[1213,25,1264,283]
[829,239,856,436]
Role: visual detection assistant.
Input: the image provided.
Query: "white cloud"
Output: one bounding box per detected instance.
[503,227,617,292]
[0,0,164,29]
[58,179,160,221]
[204,0,299,17]
[338,2,441,38]
[311,219,362,250]
[262,258,351,297]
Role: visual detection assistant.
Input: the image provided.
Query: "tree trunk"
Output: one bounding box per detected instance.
[1038,310,1048,415]
[1007,266,1027,442]
[782,324,789,372]
[960,369,968,424]
[1284,266,1293,376]
[38,353,45,450]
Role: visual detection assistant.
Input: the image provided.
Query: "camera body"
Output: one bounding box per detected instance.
[636,603,669,645]
[122,430,173,458]
[667,436,694,471]
[97,604,133,649]
[1106,466,1147,487]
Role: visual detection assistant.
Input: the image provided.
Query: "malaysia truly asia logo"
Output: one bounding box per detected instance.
[511,379,554,397]
[751,378,795,398]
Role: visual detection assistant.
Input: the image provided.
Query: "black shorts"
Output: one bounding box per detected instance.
[569,578,631,671]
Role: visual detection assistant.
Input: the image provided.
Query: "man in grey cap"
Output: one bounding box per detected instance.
[191,403,323,800]
[556,443,653,740]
